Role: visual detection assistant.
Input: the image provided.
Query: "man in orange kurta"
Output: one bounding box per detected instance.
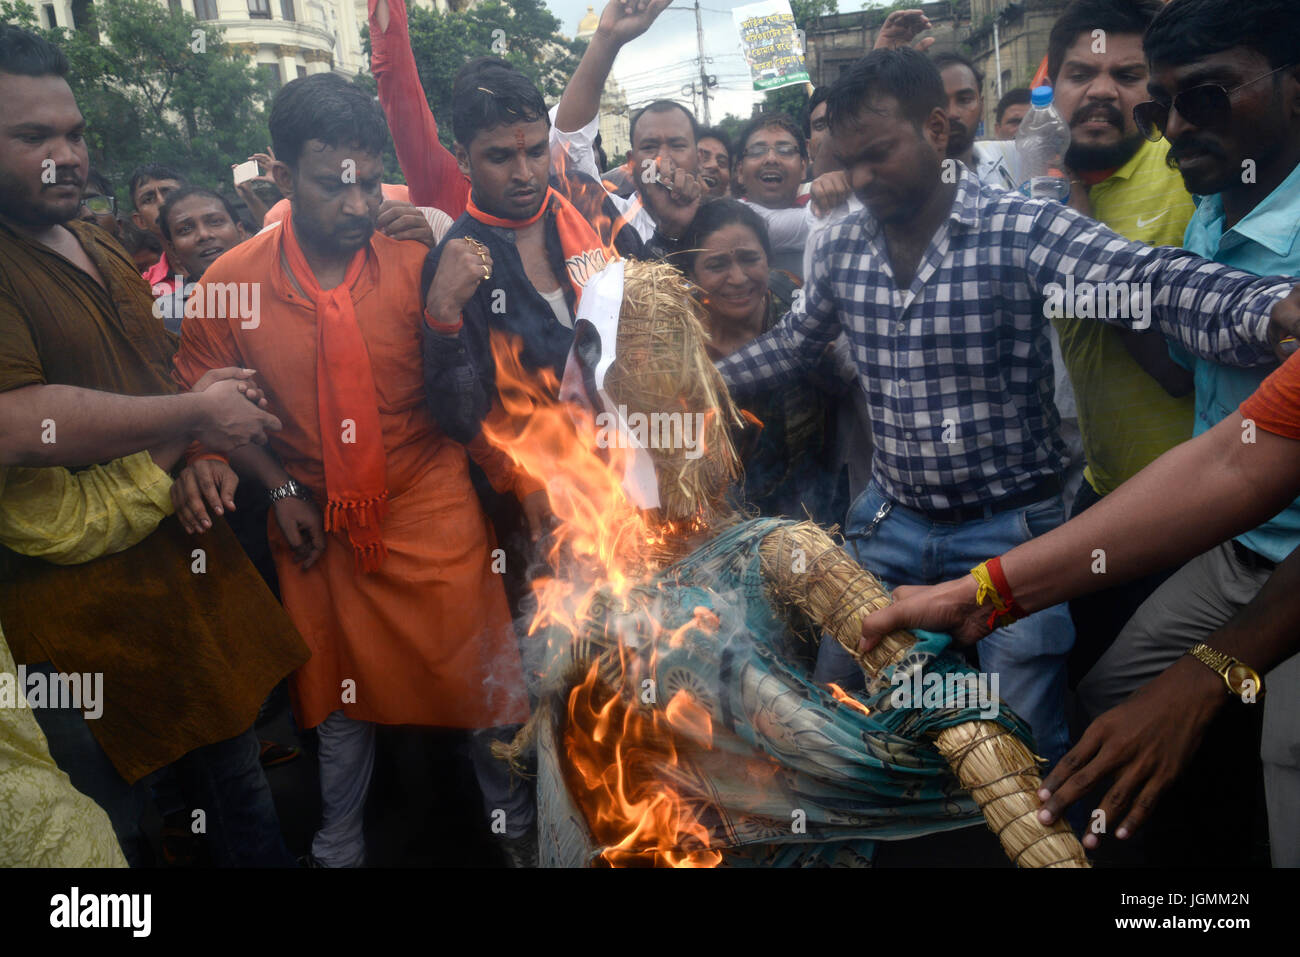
[173,74,531,867]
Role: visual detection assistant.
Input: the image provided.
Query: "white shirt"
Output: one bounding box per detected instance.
[548,105,656,242]
[972,139,1024,193]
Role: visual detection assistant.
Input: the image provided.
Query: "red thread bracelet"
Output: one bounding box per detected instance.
[986,556,1029,622]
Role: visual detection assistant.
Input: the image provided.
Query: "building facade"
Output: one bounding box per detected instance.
[33,0,450,89]
[576,4,630,164]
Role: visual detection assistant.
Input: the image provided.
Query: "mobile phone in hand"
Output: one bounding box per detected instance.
[232,160,260,186]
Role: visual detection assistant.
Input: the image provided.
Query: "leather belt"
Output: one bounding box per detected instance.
[916,476,1065,525]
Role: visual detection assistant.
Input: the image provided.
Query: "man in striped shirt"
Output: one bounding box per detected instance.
[717,48,1298,766]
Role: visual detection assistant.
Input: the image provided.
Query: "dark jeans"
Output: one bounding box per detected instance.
[28,662,293,867]
[1064,483,1182,688]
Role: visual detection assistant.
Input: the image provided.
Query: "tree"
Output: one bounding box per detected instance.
[715,113,748,150]
[363,0,587,150]
[3,0,271,201]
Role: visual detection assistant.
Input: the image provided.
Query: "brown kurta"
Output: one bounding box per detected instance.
[0,219,309,783]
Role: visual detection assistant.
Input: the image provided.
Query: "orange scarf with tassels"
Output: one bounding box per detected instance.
[466,186,618,302]
[281,211,389,573]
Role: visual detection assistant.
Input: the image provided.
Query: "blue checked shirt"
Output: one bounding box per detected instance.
[717,166,1292,513]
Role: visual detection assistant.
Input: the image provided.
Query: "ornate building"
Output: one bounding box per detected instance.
[34,0,453,89]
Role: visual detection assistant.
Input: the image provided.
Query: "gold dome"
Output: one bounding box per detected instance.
[577,5,599,39]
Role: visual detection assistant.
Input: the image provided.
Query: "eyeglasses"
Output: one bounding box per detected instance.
[742,143,802,160]
[81,194,116,215]
[1133,62,1296,142]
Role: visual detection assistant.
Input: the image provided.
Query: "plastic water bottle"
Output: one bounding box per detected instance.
[1015,86,1071,202]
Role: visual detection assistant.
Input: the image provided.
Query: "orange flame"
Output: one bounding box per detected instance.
[481,331,721,866]
[828,683,872,717]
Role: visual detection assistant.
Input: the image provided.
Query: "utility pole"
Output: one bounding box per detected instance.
[695,0,711,126]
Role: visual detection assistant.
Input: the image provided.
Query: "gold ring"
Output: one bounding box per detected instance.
[482,265,491,281]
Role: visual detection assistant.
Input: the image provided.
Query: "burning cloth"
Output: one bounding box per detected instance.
[550,516,1033,866]
[495,259,1086,867]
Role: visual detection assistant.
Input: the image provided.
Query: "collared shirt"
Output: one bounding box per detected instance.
[550,106,658,242]
[1176,159,1300,563]
[968,141,1080,452]
[716,165,1287,513]
[1053,137,1197,495]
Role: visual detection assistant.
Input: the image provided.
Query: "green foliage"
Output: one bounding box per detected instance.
[2,0,271,203]
[714,114,748,149]
[763,84,810,122]
[789,0,840,23]
[365,0,586,149]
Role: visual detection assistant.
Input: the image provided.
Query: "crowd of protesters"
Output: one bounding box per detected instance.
[1,0,1298,869]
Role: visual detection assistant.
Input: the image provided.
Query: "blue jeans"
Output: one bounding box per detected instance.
[834,482,1076,766]
[28,662,293,867]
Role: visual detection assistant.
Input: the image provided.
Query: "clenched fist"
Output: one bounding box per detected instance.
[425,237,494,328]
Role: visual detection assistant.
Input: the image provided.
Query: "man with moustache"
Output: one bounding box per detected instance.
[551,0,703,259]
[929,53,1023,191]
[716,48,1300,769]
[172,73,533,867]
[1070,0,1300,864]
[871,20,1023,190]
[419,63,644,662]
[1044,0,1202,675]
[0,24,306,866]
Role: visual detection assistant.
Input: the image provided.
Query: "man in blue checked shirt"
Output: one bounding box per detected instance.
[716,48,1300,767]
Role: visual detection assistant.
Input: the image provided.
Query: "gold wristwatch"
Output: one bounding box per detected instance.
[1186,643,1265,699]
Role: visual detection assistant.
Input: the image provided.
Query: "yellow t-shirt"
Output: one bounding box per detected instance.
[1052,138,1196,495]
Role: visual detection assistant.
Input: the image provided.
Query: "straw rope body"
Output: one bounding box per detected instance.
[759,521,1088,868]
[496,259,1088,867]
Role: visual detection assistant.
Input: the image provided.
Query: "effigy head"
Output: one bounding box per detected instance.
[602,259,746,523]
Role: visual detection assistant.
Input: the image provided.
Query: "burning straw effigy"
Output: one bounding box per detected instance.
[490,259,1088,868]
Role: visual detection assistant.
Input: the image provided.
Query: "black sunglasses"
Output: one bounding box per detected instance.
[1133,63,1296,142]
